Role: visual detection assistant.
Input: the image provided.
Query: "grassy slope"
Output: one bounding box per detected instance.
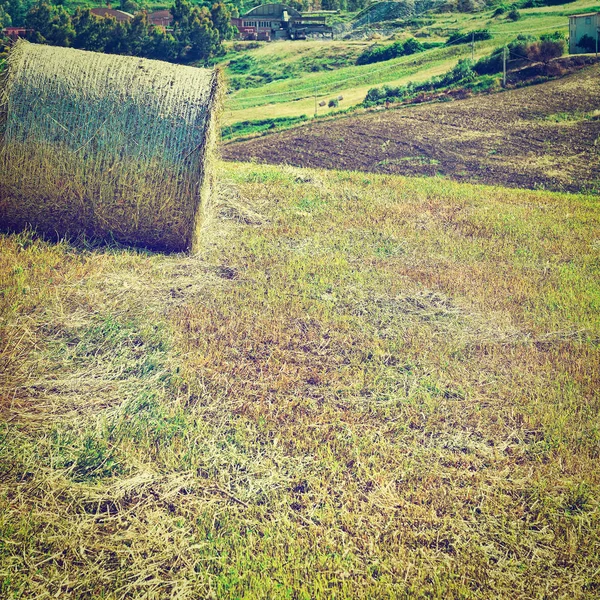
[1,162,599,598]
[223,0,600,125]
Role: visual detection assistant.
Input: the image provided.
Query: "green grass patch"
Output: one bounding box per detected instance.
[222,115,309,140]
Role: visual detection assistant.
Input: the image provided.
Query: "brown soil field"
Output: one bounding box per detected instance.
[223,64,600,193]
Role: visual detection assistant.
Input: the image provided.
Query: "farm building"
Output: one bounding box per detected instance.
[2,27,34,40]
[90,8,134,22]
[569,12,599,53]
[147,10,174,28]
[231,3,333,41]
[90,8,172,28]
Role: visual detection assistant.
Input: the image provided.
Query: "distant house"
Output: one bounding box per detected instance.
[147,10,173,29]
[231,3,333,41]
[2,27,34,40]
[90,8,134,23]
[569,12,599,53]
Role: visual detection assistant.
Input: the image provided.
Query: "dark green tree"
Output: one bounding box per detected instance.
[104,19,130,54]
[147,27,179,61]
[127,12,152,56]
[210,2,235,41]
[186,8,219,61]
[72,8,113,51]
[118,0,138,13]
[26,2,74,46]
[0,4,12,27]
[171,0,220,62]
[576,34,596,53]
[3,0,32,27]
[171,0,193,27]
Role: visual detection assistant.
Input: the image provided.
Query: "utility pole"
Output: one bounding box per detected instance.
[314,84,317,118]
[596,27,598,57]
[471,31,474,61]
[502,46,507,88]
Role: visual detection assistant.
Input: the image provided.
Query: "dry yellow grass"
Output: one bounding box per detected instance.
[0,41,222,252]
[0,162,599,598]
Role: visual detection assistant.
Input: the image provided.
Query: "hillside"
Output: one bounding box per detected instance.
[223,62,600,193]
[1,162,599,597]
[221,0,600,126]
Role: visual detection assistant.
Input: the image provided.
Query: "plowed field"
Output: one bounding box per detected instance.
[223,64,600,193]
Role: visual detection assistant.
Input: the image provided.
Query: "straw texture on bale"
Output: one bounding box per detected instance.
[0,41,222,252]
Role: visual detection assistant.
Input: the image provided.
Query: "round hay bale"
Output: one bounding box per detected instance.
[0,41,222,253]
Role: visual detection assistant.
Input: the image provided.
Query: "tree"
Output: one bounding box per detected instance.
[147,27,179,61]
[3,0,32,27]
[26,2,74,46]
[0,4,12,27]
[72,8,113,51]
[104,19,130,54]
[171,0,193,27]
[210,2,235,41]
[186,9,219,61]
[127,12,152,55]
[322,0,346,9]
[171,0,220,62]
[119,0,138,13]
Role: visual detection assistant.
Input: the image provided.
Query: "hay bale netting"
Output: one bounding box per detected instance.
[0,40,222,252]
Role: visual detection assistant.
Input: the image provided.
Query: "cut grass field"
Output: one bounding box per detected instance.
[1,162,599,598]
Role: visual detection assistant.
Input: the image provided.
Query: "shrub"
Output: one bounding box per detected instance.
[446,29,492,46]
[222,115,308,140]
[403,37,425,55]
[328,98,339,108]
[442,58,476,85]
[474,35,563,75]
[521,0,574,6]
[576,34,596,53]
[507,8,521,20]
[365,87,384,103]
[356,38,424,65]
[540,31,565,42]
[526,39,565,63]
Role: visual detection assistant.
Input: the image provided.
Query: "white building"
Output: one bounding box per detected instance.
[569,12,599,54]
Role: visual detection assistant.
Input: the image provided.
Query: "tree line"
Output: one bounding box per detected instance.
[0,0,236,63]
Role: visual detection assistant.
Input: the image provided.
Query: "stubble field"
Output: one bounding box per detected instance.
[1,162,599,598]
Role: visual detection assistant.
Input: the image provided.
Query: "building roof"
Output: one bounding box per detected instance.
[569,12,600,17]
[243,3,302,19]
[90,8,134,22]
[147,10,173,25]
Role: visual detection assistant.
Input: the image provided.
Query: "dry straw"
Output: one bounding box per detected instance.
[0,40,222,252]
